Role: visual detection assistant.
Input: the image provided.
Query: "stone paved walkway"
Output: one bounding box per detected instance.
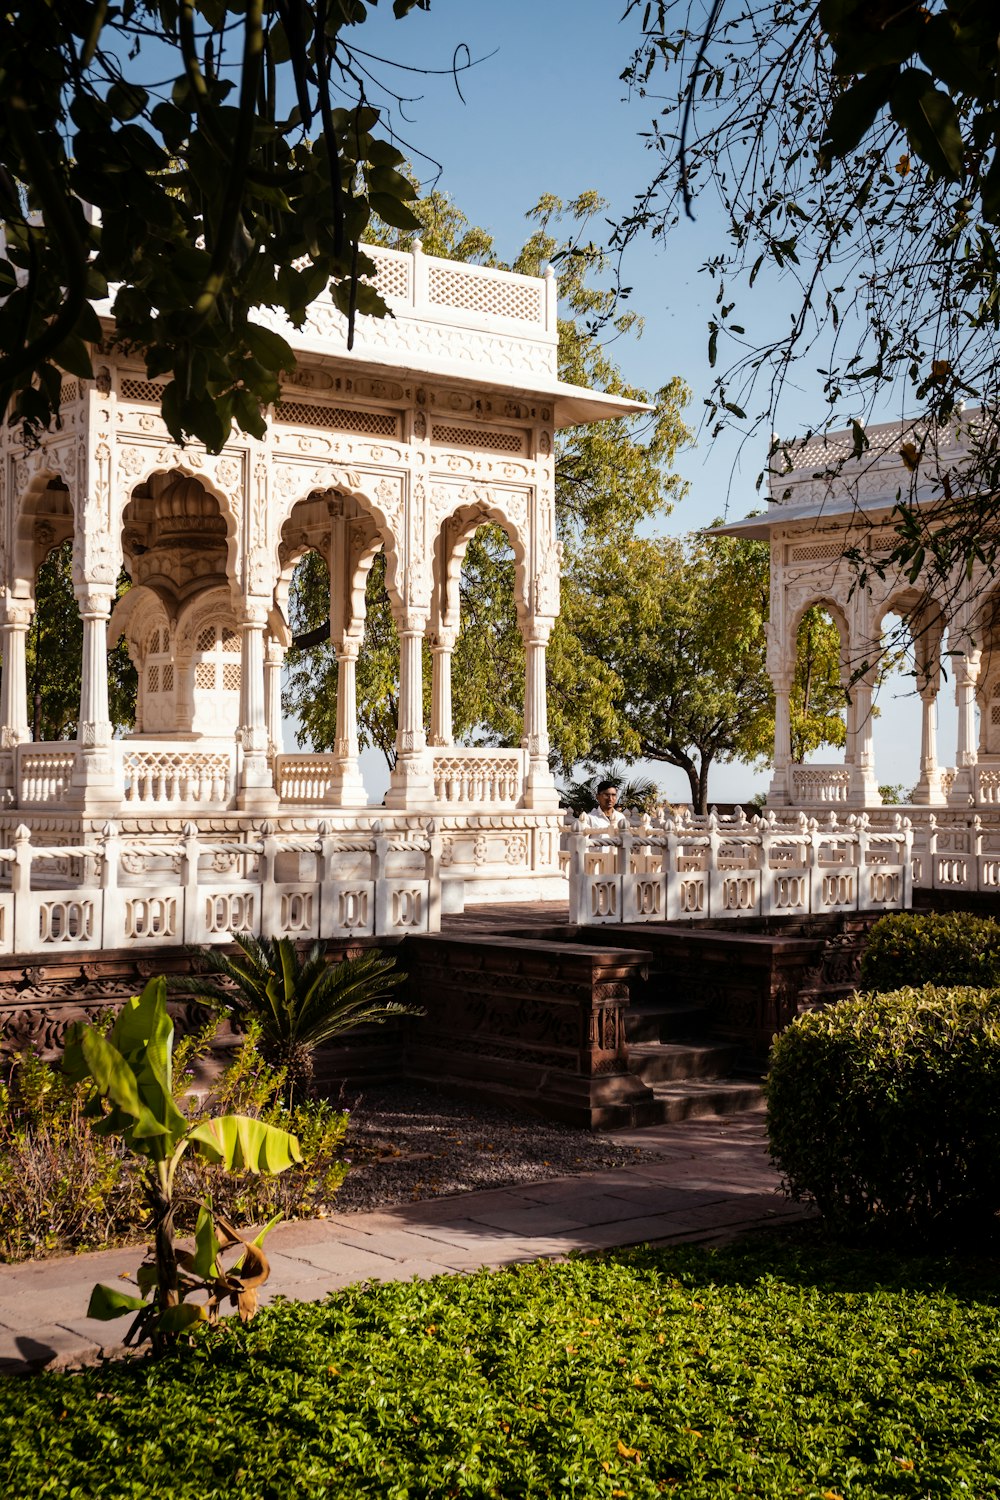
[0,1109,810,1376]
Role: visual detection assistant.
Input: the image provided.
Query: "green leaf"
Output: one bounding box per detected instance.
[51,333,94,382]
[890,69,965,178]
[369,193,422,232]
[823,70,896,162]
[156,1303,209,1333]
[88,1283,148,1320]
[244,323,296,372]
[186,1115,303,1175]
[189,1203,221,1281]
[69,1028,168,1147]
[107,82,149,122]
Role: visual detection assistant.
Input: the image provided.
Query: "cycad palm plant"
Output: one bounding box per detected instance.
[175,935,418,1107]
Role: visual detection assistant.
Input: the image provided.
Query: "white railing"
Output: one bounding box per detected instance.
[17,747,77,805]
[430,747,526,807]
[0,820,442,955]
[908,813,1000,894]
[790,765,852,804]
[274,754,342,804]
[568,810,913,926]
[122,744,236,807]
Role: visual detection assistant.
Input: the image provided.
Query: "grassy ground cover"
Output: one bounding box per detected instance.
[2,1234,999,1499]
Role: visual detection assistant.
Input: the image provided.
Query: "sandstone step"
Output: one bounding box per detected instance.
[625,1001,711,1043]
[628,1039,743,1083]
[648,1078,766,1124]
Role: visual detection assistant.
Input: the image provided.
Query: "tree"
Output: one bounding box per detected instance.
[0,1,430,451]
[566,532,776,813]
[283,190,693,769]
[618,1,1000,587]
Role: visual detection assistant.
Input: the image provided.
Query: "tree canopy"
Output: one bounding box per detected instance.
[0,0,430,451]
[619,1,1000,586]
[565,532,775,813]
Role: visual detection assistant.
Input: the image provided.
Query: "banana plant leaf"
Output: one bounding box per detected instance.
[186,1114,303,1174]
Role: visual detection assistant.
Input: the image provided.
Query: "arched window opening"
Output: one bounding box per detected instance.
[790,606,847,764]
[449,523,521,747]
[284,548,402,769]
[26,539,135,742]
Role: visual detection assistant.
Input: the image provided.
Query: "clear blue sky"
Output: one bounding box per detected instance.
[333,1,942,803]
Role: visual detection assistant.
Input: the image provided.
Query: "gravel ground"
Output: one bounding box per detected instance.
[331,1084,667,1214]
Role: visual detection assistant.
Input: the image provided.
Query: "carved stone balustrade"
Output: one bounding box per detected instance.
[0,820,442,957]
[430,748,526,808]
[568,812,914,927]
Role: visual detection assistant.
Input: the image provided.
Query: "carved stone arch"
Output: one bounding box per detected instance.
[115,452,242,598]
[107,583,171,660]
[176,589,242,656]
[269,466,405,613]
[787,591,851,649]
[10,468,76,595]
[432,488,531,630]
[276,492,394,647]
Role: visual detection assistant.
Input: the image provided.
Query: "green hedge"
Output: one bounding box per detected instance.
[766,985,1000,1242]
[860,909,1000,991]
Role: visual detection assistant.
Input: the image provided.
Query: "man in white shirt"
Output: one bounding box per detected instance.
[579,780,627,830]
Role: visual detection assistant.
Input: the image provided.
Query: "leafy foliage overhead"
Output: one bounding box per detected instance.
[0,0,429,451]
[619,1,1000,583]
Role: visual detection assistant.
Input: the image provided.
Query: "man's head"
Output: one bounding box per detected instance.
[596,780,619,812]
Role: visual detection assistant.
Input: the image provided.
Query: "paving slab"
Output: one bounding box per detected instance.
[0,1110,812,1377]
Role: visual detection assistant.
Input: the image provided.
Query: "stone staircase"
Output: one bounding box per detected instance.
[623,995,765,1125]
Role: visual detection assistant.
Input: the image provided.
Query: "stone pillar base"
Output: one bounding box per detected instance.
[384,753,434,808]
[910,772,946,806]
[521,759,559,811]
[847,767,880,807]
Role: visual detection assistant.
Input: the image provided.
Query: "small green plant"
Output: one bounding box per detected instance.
[0,1040,141,1261]
[766,984,1000,1243]
[174,933,418,1107]
[860,909,1000,991]
[63,977,302,1348]
[184,1020,349,1223]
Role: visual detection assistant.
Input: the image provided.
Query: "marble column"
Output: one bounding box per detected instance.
[71,586,119,810]
[264,638,284,757]
[238,605,277,810]
[911,687,943,804]
[428,630,456,747]
[848,672,880,806]
[385,618,433,807]
[330,638,366,805]
[521,625,558,810]
[0,603,32,748]
[951,652,981,803]
[767,670,793,805]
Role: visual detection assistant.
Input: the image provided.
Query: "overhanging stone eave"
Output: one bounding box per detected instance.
[91,307,647,430]
[708,487,942,540]
[272,337,649,428]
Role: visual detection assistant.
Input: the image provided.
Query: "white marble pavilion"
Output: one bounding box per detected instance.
[0,243,642,951]
[717,413,1000,814]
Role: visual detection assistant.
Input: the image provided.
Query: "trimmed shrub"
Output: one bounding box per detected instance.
[860,909,1000,992]
[766,985,1000,1243]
